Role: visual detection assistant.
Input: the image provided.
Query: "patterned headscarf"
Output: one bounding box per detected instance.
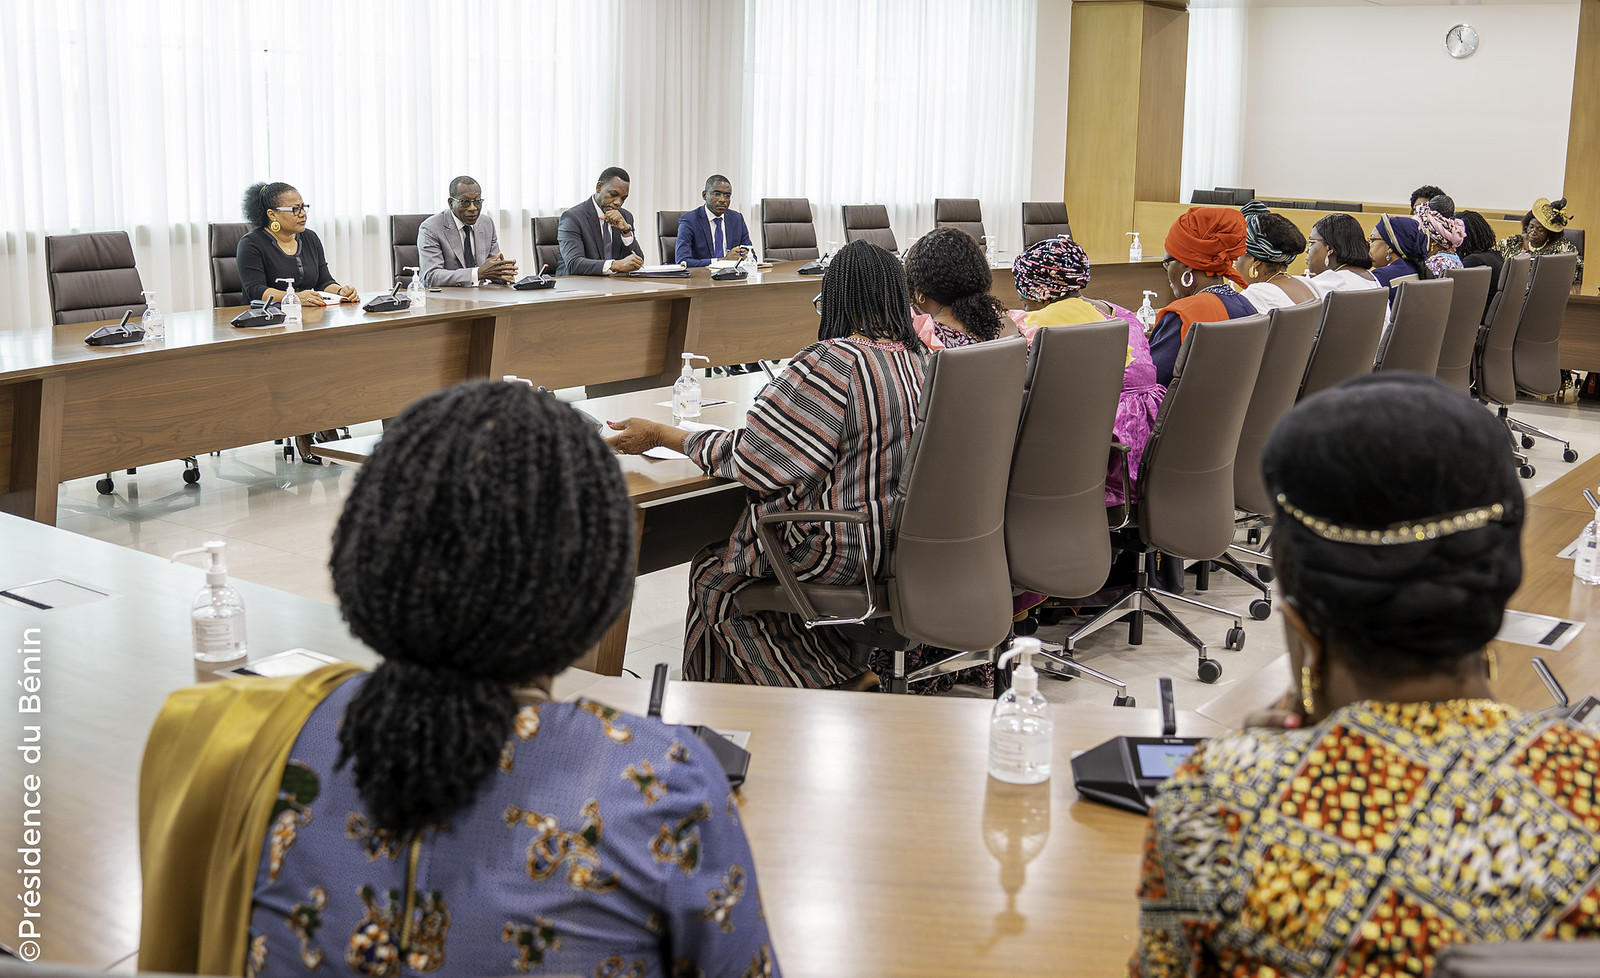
[1414,202,1466,250]
[1012,235,1091,303]
[1376,215,1429,264]
[1531,197,1573,233]
[1165,206,1248,287]
[1241,200,1298,265]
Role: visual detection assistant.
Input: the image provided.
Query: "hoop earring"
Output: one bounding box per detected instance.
[269,220,281,233]
[1300,664,1317,718]
[1249,266,1260,280]
[1180,269,1194,289]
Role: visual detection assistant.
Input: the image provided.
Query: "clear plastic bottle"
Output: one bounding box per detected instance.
[1126,231,1143,262]
[140,291,165,341]
[989,637,1053,784]
[1577,507,1600,586]
[171,541,248,666]
[277,277,302,326]
[672,352,710,422]
[1136,290,1160,333]
[406,266,427,309]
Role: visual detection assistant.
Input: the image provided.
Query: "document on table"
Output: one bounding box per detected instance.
[1495,610,1586,651]
[316,291,350,304]
[644,420,725,460]
[653,398,729,409]
[1559,535,1584,559]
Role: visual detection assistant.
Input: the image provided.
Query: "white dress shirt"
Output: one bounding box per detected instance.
[594,200,636,274]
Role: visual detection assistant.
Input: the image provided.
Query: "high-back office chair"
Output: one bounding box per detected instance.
[731,338,1028,694]
[1021,202,1071,247]
[1374,277,1454,374]
[532,216,561,275]
[1002,321,1135,704]
[1508,250,1581,464]
[841,204,897,252]
[1478,254,1536,477]
[1565,228,1585,262]
[1189,190,1234,205]
[1297,288,1388,400]
[1435,266,1493,395]
[207,222,249,308]
[389,213,427,287]
[1315,201,1362,213]
[1059,315,1271,684]
[934,198,986,245]
[656,210,686,265]
[1216,187,1255,206]
[45,231,200,493]
[759,198,820,260]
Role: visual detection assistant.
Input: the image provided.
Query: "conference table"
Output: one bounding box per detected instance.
[0,511,1224,976]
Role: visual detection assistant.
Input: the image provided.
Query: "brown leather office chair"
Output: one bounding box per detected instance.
[532,216,561,275]
[1508,250,1581,464]
[1001,321,1136,704]
[207,222,250,309]
[1436,266,1493,395]
[1060,315,1271,684]
[934,198,985,246]
[1297,288,1387,400]
[1315,201,1362,213]
[1564,228,1585,262]
[733,337,1028,693]
[44,231,147,326]
[1374,277,1454,374]
[841,204,897,252]
[657,210,686,265]
[1189,190,1233,206]
[1021,201,1071,247]
[1216,187,1255,206]
[1478,254,1536,477]
[389,213,427,287]
[1433,941,1598,978]
[759,198,820,260]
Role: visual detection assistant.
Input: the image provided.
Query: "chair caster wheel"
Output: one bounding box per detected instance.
[1224,627,1246,651]
[1565,448,1580,463]
[1257,566,1275,583]
[1249,598,1272,621]
[1113,694,1135,707]
[1521,435,1535,449]
[1198,658,1224,683]
[1519,464,1536,479]
[1014,616,1038,636]
[183,468,201,485]
[96,478,114,495]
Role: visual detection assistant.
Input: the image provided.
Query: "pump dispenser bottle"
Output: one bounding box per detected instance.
[1577,504,1600,586]
[1126,231,1143,262]
[1136,290,1160,332]
[277,277,302,326]
[989,637,1053,784]
[672,352,711,422]
[405,267,427,309]
[171,541,248,665]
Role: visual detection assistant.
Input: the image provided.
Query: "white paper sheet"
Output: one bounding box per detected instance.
[1495,610,1586,651]
[642,420,725,460]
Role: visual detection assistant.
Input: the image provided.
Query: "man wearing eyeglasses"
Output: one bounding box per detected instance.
[417,176,518,286]
[557,166,646,275]
[675,174,754,268]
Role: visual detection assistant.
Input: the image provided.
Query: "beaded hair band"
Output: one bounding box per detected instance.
[1275,493,1507,546]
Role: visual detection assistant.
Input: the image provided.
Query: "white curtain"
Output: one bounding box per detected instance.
[0,0,1036,329]
[1179,6,1248,205]
[743,0,1037,254]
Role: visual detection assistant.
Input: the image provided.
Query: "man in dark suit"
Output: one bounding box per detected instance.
[675,174,754,267]
[557,166,646,275]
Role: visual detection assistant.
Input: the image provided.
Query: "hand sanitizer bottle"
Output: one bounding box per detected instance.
[1577,505,1600,586]
[1126,231,1143,263]
[672,352,711,422]
[277,277,302,326]
[140,291,165,341]
[1136,290,1160,333]
[171,541,248,666]
[405,266,427,309]
[989,637,1053,784]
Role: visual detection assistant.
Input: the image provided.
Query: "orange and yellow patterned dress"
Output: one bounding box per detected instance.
[1130,700,1600,977]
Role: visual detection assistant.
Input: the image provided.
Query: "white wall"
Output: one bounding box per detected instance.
[1235,2,1578,211]
[1028,0,1070,204]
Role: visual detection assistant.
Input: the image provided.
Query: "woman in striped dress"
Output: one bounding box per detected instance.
[607,241,928,687]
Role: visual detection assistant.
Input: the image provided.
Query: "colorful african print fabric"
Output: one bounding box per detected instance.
[1425,251,1464,279]
[1496,234,1583,287]
[1130,699,1600,978]
[682,336,926,687]
[248,676,777,977]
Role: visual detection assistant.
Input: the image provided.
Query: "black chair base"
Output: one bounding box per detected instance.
[1060,561,1240,684]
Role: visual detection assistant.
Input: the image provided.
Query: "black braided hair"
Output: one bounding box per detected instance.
[331,381,636,836]
[1312,214,1374,270]
[1459,211,1496,257]
[1409,185,1446,210]
[1262,374,1523,678]
[903,227,1006,342]
[242,182,296,228]
[817,239,924,350]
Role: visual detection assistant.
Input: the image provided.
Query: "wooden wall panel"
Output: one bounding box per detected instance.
[1562,0,1600,294]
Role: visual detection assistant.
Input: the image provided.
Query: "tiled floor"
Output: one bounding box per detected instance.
[53,397,1600,708]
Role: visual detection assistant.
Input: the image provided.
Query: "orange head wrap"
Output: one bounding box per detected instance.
[1164,206,1248,288]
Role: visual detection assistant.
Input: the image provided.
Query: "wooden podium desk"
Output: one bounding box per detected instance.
[0,512,1224,976]
[0,266,821,527]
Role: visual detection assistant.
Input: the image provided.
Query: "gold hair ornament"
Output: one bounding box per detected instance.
[1275,493,1507,546]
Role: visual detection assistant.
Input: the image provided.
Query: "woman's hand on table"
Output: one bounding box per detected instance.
[605,418,686,456]
[330,284,360,302]
[297,289,328,306]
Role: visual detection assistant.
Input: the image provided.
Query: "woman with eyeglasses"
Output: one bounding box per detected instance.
[237,181,358,306]
[1147,206,1256,387]
[1305,213,1381,296]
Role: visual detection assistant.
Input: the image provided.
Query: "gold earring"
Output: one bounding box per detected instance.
[269,220,281,233]
[1300,664,1317,717]
[1484,647,1498,682]
[1249,266,1260,279]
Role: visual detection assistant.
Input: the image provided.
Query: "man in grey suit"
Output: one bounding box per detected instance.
[417,176,518,286]
[557,166,645,275]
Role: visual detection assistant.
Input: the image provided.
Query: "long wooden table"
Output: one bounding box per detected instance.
[0,512,1223,975]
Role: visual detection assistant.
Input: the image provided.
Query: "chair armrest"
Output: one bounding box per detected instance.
[753,510,876,627]
[1108,443,1133,531]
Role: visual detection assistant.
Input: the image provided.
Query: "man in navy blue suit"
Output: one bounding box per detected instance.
[675,174,754,267]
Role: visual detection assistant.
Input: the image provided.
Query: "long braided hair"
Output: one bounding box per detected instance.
[903,227,1006,342]
[817,239,923,349]
[1459,211,1496,257]
[331,381,635,835]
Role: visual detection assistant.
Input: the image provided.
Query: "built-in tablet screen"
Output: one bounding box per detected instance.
[1133,741,1199,779]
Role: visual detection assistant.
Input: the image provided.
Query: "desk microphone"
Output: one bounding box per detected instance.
[644,662,750,786]
[1159,677,1177,737]
[362,280,411,313]
[712,251,749,281]
[514,263,557,290]
[85,310,146,346]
